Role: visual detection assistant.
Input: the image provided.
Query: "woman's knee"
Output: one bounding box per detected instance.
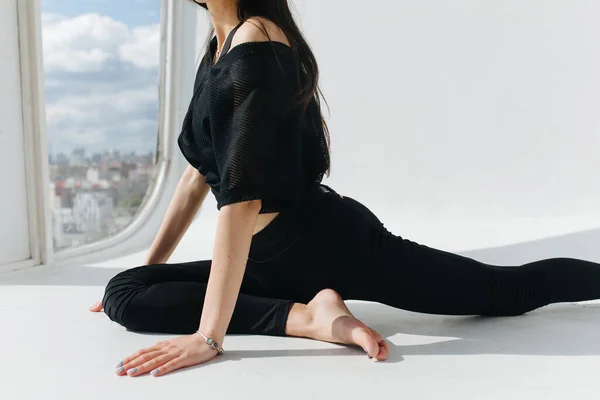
[483,268,548,317]
[102,268,141,326]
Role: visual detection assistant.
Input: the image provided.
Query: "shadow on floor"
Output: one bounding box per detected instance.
[122,300,600,362]
[351,301,600,358]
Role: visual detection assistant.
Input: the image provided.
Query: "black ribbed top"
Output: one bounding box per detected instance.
[177,33,330,214]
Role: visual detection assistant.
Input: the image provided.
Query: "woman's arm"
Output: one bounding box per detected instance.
[112,200,261,377]
[112,20,288,377]
[144,164,211,264]
[197,200,262,343]
[89,165,210,312]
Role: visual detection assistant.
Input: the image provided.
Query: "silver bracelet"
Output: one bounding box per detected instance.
[196,330,224,355]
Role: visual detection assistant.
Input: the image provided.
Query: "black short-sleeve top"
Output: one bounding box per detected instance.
[177,36,330,214]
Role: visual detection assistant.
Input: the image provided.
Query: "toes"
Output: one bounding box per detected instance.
[371,330,389,361]
[375,339,389,361]
[89,301,103,312]
[353,328,380,358]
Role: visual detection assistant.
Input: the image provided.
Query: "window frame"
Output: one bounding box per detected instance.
[13,0,182,270]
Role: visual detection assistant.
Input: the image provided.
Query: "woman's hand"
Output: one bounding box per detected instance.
[115,334,220,377]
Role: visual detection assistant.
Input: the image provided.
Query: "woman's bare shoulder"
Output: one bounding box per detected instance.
[231,17,291,47]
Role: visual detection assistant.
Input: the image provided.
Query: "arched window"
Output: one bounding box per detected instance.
[40,0,163,251]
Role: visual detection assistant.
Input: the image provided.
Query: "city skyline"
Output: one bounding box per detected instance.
[47,144,156,159]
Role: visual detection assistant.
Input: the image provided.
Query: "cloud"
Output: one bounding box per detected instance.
[45,85,157,125]
[119,24,161,69]
[42,12,161,155]
[42,13,160,72]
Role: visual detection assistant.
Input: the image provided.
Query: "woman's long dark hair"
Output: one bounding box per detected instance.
[190,0,331,177]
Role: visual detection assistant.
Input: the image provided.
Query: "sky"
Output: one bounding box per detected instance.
[41,0,163,156]
[42,0,161,26]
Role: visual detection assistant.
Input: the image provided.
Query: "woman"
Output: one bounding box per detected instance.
[90,0,600,378]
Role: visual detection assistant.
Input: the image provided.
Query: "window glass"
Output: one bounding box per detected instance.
[41,0,163,250]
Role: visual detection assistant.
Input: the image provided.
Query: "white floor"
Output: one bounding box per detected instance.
[3,216,600,399]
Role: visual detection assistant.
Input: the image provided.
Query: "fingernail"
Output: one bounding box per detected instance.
[115,361,123,368]
[151,368,159,376]
[127,368,137,375]
[116,367,124,373]
[368,355,373,359]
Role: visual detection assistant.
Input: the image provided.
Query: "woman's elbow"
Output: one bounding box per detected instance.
[246,200,262,212]
[182,165,209,193]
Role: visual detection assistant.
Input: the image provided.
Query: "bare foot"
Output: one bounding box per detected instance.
[305,289,389,361]
[89,301,103,312]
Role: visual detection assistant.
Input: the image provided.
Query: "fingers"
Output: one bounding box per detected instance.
[151,355,195,377]
[118,350,163,375]
[88,301,103,312]
[118,334,221,378]
[116,345,163,374]
[125,352,176,377]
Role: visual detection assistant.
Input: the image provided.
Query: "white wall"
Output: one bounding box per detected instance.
[185,0,600,259]
[286,0,600,252]
[0,0,31,265]
[4,0,600,270]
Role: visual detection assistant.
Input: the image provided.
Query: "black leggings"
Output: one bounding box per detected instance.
[102,183,600,336]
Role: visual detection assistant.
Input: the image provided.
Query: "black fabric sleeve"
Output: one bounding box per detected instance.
[209,52,304,210]
[177,55,213,174]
